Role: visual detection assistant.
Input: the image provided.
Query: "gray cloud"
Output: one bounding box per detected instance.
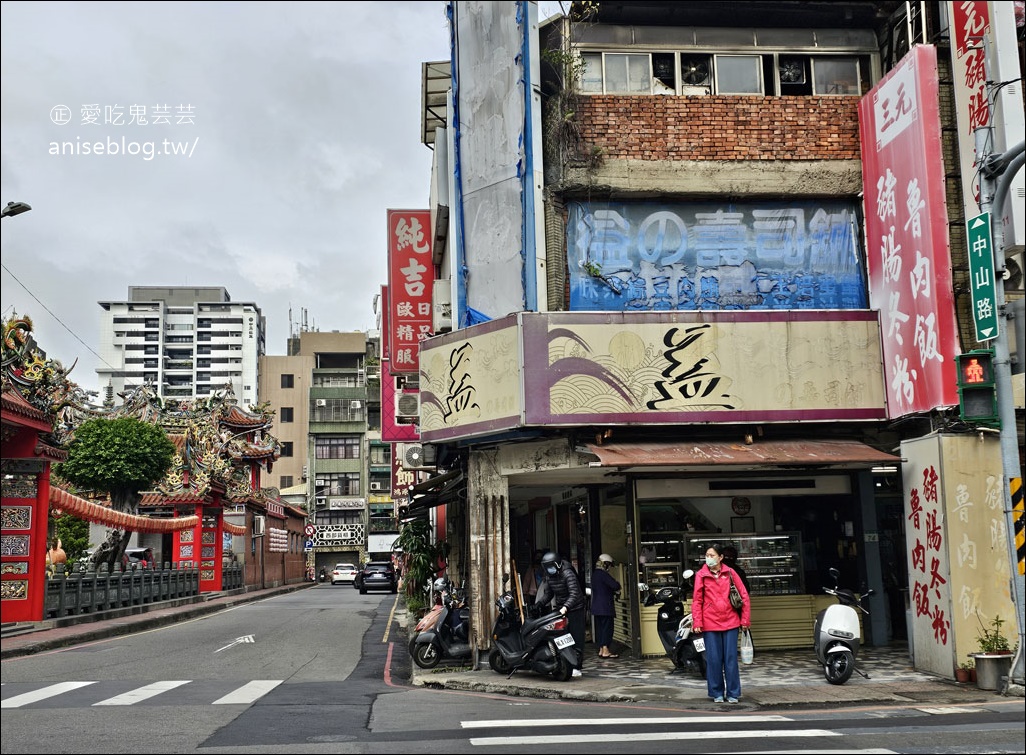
[1,1,451,395]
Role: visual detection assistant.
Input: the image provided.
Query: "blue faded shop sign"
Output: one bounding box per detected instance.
[567,201,868,312]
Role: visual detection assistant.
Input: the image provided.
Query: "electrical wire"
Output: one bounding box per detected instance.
[1,260,119,371]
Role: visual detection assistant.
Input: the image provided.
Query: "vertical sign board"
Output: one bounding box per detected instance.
[947,1,991,224]
[966,212,999,341]
[387,209,434,375]
[902,434,1015,677]
[859,45,960,418]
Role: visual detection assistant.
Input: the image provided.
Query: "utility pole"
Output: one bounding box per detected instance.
[975,18,1025,692]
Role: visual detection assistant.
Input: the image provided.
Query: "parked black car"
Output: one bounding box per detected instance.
[356,561,398,594]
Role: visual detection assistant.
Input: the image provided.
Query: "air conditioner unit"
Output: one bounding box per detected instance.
[370,481,386,492]
[314,497,327,509]
[315,478,327,487]
[351,400,362,410]
[432,279,452,333]
[301,465,308,478]
[252,515,265,536]
[315,399,327,407]
[398,442,437,471]
[395,391,421,420]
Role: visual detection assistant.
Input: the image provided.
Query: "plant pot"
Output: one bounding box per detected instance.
[969,667,977,683]
[955,668,970,683]
[973,653,1012,691]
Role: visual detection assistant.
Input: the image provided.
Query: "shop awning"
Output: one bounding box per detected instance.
[584,439,902,471]
[408,468,465,512]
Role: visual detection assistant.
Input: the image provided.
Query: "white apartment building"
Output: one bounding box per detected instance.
[97,286,265,405]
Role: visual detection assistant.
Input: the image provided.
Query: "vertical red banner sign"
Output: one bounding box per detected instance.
[947,1,991,216]
[387,209,434,375]
[858,45,959,418]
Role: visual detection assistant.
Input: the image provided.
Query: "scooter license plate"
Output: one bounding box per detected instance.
[553,633,575,649]
[692,637,705,653]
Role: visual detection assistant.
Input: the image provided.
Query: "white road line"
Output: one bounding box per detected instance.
[212,680,283,704]
[92,680,191,706]
[469,729,840,747]
[462,715,791,728]
[916,706,985,714]
[1,681,96,708]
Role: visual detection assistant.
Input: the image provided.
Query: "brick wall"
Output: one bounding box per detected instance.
[576,95,861,161]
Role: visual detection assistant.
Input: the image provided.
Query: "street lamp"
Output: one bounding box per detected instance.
[1,201,32,218]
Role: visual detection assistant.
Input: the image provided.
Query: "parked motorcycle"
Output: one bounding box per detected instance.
[408,588,446,655]
[643,569,706,676]
[487,583,580,682]
[411,578,471,669]
[814,567,874,685]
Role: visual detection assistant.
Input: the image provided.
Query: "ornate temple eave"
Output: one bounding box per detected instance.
[222,406,271,428]
[34,440,68,462]
[1,388,52,431]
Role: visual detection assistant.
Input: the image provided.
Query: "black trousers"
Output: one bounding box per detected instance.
[568,607,586,667]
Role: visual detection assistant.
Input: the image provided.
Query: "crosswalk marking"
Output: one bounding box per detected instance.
[93,680,191,706]
[213,680,283,704]
[468,728,841,747]
[916,706,985,714]
[462,715,791,728]
[1,680,287,709]
[1,681,96,708]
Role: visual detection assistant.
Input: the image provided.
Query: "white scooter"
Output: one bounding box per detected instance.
[813,567,874,684]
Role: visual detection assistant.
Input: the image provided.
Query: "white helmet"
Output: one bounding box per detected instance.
[598,553,614,564]
[432,577,448,592]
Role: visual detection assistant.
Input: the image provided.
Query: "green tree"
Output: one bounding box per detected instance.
[51,512,91,566]
[54,417,175,571]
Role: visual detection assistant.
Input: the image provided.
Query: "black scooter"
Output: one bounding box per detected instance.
[411,580,471,669]
[644,568,706,676]
[487,585,580,682]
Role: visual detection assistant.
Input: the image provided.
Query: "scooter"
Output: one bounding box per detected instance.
[643,569,706,676]
[408,583,447,655]
[318,568,327,583]
[411,580,471,669]
[487,584,580,682]
[814,566,874,685]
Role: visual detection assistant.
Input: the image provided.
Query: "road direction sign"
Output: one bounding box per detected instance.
[966,212,999,342]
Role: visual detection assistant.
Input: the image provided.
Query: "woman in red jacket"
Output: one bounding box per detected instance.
[692,543,751,703]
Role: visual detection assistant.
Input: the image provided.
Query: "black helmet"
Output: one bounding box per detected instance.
[541,551,560,575]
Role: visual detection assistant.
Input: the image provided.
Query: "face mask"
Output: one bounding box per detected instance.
[544,565,557,576]
[705,556,718,568]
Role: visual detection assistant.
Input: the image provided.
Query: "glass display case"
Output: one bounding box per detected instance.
[642,562,682,590]
[684,532,803,595]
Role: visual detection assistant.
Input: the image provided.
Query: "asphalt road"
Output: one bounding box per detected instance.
[2,586,1022,754]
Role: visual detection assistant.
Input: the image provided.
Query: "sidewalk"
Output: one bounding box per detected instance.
[397,605,1023,709]
[3,586,1021,709]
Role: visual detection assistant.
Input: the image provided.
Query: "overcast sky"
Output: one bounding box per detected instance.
[1,1,564,398]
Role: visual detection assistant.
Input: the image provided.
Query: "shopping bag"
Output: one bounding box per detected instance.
[740,627,754,665]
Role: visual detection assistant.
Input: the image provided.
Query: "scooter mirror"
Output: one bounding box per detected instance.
[681,569,695,580]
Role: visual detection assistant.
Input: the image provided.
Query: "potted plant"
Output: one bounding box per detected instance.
[972,613,1014,691]
[975,613,1011,654]
[955,660,973,684]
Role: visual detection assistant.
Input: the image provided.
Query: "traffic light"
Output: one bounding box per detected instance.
[955,349,999,426]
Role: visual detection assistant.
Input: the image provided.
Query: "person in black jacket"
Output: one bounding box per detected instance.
[540,551,587,677]
[722,546,751,594]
